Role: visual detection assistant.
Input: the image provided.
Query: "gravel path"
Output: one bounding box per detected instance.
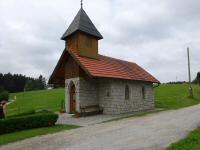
[1,104,200,150]
[57,110,159,126]
[57,113,133,126]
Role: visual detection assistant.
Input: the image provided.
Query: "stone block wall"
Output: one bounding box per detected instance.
[78,78,98,107]
[65,77,155,115]
[98,79,154,114]
[65,77,98,113]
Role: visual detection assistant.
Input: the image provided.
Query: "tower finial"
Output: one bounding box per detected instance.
[81,0,83,8]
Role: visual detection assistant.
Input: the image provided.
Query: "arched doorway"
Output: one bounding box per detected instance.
[70,84,76,113]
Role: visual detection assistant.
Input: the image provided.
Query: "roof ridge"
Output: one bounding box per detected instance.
[99,54,136,65]
[77,8,83,29]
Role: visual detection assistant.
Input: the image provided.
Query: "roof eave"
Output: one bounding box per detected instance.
[61,30,103,41]
[93,75,160,83]
[48,49,67,84]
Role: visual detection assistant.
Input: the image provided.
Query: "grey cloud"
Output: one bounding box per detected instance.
[0,0,200,82]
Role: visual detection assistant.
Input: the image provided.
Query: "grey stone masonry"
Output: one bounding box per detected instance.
[78,78,98,107]
[65,77,98,113]
[65,77,155,115]
[98,79,155,114]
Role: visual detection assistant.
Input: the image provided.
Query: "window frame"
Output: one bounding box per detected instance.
[142,86,146,99]
[125,85,130,100]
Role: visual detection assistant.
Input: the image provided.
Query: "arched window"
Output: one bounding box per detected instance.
[142,86,145,99]
[125,85,130,100]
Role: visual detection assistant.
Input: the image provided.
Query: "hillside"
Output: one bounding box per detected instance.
[6,84,200,117]
[8,88,64,116]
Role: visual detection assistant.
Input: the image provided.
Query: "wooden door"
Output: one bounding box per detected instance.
[70,85,76,113]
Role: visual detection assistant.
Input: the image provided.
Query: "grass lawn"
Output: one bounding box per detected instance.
[155,84,200,109]
[167,126,200,150]
[6,84,200,117]
[0,124,80,146]
[7,88,65,117]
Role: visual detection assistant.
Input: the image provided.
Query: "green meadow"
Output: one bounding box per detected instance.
[155,84,200,109]
[7,88,65,117]
[6,84,200,117]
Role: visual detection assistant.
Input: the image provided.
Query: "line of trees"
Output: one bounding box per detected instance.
[192,72,200,85]
[166,81,186,84]
[0,86,9,102]
[0,73,46,93]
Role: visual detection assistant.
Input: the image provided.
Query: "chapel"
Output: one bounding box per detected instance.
[49,5,159,115]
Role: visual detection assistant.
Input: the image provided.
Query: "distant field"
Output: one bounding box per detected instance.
[155,84,200,109]
[6,84,200,116]
[7,88,65,116]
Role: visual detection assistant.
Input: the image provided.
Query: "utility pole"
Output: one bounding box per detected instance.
[187,47,193,98]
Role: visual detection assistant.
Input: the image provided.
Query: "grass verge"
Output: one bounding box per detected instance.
[167,126,200,150]
[155,84,200,109]
[0,124,80,146]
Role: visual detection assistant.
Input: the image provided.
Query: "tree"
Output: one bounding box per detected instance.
[0,86,4,93]
[197,72,200,86]
[37,75,46,90]
[0,86,9,102]
[193,72,200,85]
[24,79,35,91]
[0,73,47,92]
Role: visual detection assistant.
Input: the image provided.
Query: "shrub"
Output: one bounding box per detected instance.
[0,90,9,102]
[35,109,53,114]
[8,110,35,119]
[0,113,58,135]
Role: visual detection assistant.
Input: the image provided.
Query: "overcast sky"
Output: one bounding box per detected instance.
[0,0,200,83]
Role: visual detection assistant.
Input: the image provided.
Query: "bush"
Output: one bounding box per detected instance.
[7,109,53,119]
[0,90,9,102]
[8,110,35,119]
[0,113,58,135]
[35,109,53,114]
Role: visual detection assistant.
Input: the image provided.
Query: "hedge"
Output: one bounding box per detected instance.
[0,113,58,135]
[7,109,53,119]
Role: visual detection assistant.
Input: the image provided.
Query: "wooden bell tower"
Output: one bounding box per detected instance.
[61,7,103,59]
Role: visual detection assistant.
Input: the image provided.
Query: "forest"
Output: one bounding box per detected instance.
[0,73,46,93]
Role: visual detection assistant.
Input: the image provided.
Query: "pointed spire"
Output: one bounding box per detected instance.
[61,7,103,40]
[81,0,83,8]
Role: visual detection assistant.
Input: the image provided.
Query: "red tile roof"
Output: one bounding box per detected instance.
[67,48,159,83]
